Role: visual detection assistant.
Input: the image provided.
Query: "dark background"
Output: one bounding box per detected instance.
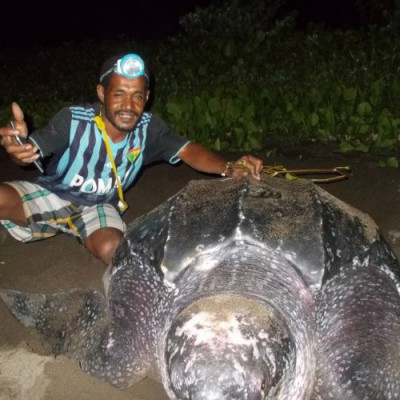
[0,0,212,48]
[0,0,394,49]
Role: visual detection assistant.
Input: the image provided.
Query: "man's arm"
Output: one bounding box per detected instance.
[178,142,263,180]
[0,102,40,166]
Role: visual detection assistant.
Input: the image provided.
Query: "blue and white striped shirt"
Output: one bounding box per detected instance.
[31,103,189,208]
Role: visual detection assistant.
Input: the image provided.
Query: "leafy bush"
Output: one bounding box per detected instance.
[179,0,295,39]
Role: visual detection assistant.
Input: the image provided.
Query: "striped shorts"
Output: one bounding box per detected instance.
[0,181,126,243]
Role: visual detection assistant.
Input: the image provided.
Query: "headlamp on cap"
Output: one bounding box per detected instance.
[100,53,148,83]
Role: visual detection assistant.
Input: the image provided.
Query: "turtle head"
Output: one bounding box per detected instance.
[162,294,294,400]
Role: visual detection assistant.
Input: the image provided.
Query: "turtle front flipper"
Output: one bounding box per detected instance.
[0,288,149,388]
[316,265,400,399]
[0,288,107,357]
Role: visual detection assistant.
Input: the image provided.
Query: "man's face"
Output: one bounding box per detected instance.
[97,74,149,132]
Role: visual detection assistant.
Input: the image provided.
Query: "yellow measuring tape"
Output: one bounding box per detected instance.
[93,115,128,212]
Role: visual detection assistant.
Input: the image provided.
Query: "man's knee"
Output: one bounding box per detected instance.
[84,227,124,265]
[0,183,26,225]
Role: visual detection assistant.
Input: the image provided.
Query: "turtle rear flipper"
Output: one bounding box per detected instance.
[0,288,108,358]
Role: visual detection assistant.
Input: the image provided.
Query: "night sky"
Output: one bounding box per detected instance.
[0,0,393,49]
[0,0,213,48]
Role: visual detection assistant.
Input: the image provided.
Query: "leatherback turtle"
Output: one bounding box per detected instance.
[1,176,400,399]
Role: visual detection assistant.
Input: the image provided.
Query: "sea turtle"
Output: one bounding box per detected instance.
[1,175,400,399]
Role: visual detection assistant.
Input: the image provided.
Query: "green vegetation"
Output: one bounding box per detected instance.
[0,0,399,165]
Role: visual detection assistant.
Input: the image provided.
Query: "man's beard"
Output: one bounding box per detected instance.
[104,107,140,132]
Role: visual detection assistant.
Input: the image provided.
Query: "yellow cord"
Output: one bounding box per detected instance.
[93,115,128,212]
[225,162,351,183]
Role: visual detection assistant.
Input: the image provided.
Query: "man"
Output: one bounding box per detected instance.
[0,53,263,265]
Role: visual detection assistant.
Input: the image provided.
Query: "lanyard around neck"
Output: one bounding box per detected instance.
[93,115,128,212]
